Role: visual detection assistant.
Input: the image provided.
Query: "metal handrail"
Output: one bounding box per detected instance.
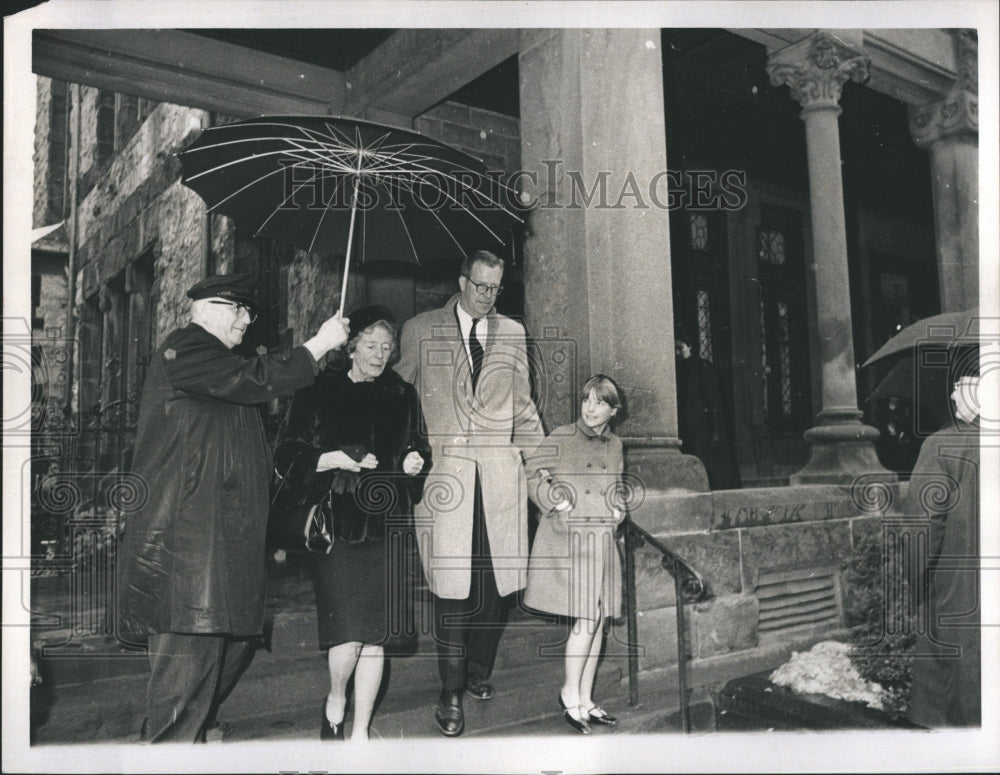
[622,518,710,733]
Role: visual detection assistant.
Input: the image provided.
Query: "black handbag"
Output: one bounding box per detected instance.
[267,463,334,555]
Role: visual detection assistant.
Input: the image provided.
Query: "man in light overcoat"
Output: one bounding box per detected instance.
[395,250,544,736]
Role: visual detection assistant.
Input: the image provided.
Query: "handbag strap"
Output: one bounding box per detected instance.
[271,460,294,506]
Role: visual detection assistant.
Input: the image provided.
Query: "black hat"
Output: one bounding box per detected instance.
[186,273,256,307]
[348,305,395,340]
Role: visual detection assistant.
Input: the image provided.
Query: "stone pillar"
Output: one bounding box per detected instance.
[768,31,893,485]
[519,30,705,490]
[909,30,978,312]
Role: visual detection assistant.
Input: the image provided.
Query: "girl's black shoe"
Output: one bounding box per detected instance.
[558,694,591,735]
[584,705,618,726]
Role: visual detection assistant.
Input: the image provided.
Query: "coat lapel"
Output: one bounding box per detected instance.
[440,296,475,402]
[437,293,499,400]
[484,312,499,357]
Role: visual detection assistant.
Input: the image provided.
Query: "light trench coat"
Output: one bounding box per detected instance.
[523,419,625,621]
[395,294,544,599]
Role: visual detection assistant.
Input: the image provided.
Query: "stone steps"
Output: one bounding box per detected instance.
[31,568,713,744]
[33,565,899,743]
[33,623,702,743]
[216,649,716,742]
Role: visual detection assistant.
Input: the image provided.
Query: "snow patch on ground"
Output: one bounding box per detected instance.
[769,640,886,710]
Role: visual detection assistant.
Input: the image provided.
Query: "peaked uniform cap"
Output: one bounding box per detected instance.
[186,273,256,307]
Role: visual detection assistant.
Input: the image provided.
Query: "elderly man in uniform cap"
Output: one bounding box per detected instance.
[118,272,351,743]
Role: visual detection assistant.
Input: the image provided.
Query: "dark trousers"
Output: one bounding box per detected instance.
[142,632,255,743]
[433,473,507,691]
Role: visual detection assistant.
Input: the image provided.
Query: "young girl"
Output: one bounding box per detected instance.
[523,374,626,734]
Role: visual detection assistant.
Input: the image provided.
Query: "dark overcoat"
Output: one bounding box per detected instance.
[272,365,430,542]
[906,417,981,728]
[394,294,544,599]
[117,323,316,641]
[522,420,625,620]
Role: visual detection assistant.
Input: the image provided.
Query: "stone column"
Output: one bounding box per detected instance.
[519,30,706,490]
[768,31,892,485]
[909,30,978,312]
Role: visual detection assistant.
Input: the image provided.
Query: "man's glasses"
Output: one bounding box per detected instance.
[464,277,504,297]
[208,300,257,323]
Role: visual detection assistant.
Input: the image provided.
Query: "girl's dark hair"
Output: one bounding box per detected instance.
[582,373,624,415]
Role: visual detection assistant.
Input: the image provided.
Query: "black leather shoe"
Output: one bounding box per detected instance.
[558,694,591,735]
[434,689,465,737]
[320,703,344,741]
[584,705,618,726]
[465,674,495,701]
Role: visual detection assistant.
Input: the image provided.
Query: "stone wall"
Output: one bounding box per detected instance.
[76,87,100,191]
[33,274,71,414]
[33,77,55,228]
[621,483,892,675]
[72,92,209,346]
[31,78,71,411]
[416,101,521,173]
[283,249,344,348]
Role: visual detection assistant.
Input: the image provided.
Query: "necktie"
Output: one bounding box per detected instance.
[469,317,485,390]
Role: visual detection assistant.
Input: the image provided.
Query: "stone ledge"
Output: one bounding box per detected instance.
[632,482,901,536]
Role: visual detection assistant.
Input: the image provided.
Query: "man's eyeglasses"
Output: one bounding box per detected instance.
[208,300,257,323]
[463,277,504,296]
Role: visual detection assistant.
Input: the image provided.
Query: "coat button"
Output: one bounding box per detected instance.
[585,489,591,494]
[601,464,607,469]
[587,463,592,468]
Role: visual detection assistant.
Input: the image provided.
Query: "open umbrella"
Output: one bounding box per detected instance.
[177,116,525,314]
[861,308,982,436]
[862,308,981,370]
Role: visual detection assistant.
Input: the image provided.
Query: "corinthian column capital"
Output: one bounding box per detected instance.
[767,30,870,113]
[909,30,978,147]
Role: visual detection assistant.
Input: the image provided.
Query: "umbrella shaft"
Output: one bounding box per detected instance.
[338,173,362,317]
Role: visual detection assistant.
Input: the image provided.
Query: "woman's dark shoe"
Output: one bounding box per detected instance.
[320,703,344,741]
[558,694,591,735]
[583,705,618,726]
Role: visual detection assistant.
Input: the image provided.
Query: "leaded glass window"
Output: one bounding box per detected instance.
[690,213,709,251]
[758,228,786,265]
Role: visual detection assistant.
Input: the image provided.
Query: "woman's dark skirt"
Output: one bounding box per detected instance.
[312,526,417,651]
